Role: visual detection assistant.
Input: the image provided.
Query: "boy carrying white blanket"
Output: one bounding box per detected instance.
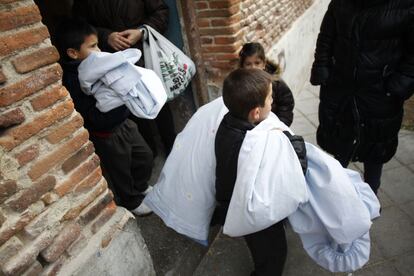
[145,69,380,274]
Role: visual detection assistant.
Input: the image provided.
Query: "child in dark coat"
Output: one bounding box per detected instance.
[54,19,153,216]
[239,42,295,126]
[214,69,287,276]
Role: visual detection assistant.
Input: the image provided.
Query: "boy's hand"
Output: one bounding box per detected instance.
[119,29,143,46]
[108,32,131,51]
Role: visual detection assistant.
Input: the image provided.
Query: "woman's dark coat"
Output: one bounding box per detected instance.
[310,0,414,163]
[72,0,169,52]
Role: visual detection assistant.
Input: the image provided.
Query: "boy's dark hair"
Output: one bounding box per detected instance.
[239,42,266,67]
[223,68,272,120]
[54,18,97,61]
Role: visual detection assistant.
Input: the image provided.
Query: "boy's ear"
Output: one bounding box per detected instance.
[247,107,261,123]
[66,48,79,60]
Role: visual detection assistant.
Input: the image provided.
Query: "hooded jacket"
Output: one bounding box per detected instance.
[310,0,414,163]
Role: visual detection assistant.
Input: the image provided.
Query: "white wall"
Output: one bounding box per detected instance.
[267,0,330,95]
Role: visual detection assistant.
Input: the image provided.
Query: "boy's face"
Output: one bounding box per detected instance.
[67,34,100,60]
[242,54,266,70]
[257,83,273,122]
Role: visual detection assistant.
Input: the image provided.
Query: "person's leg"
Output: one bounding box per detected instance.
[131,117,158,156]
[244,221,287,276]
[155,104,176,155]
[363,162,383,194]
[125,119,154,193]
[91,121,148,210]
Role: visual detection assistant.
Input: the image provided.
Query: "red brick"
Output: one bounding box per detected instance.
[213,52,240,60]
[14,144,39,167]
[199,25,239,36]
[61,142,94,174]
[0,236,24,266]
[30,85,68,111]
[66,232,86,257]
[7,176,56,212]
[79,191,113,226]
[0,67,6,84]
[205,60,235,70]
[0,26,49,57]
[195,1,208,9]
[197,5,239,17]
[12,47,60,74]
[0,100,74,151]
[46,114,83,144]
[0,204,44,246]
[2,228,58,276]
[27,130,88,181]
[21,261,43,276]
[211,14,241,27]
[202,44,241,53]
[73,167,103,194]
[201,37,213,44]
[0,180,17,204]
[63,180,107,220]
[209,0,240,9]
[91,201,116,234]
[0,108,25,129]
[41,222,80,263]
[41,255,65,276]
[0,64,62,107]
[197,18,210,28]
[55,154,100,197]
[0,5,41,32]
[214,35,241,45]
[41,192,59,206]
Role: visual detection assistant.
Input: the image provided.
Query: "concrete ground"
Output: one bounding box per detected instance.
[193,82,414,276]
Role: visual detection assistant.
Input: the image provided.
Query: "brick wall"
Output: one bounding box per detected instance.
[0,1,128,275]
[194,0,314,97]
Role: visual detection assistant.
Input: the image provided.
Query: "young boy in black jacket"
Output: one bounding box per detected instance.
[214,68,306,276]
[54,19,153,216]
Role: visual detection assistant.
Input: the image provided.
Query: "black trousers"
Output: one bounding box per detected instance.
[133,104,176,156]
[90,119,153,210]
[339,159,383,194]
[244,221,287,276]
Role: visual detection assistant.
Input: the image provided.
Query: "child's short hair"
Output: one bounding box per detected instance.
[238,42,266,67]
[54,18,97,61]
[223,68,272,120]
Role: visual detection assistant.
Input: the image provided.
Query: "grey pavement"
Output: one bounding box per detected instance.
[194,82,414,276]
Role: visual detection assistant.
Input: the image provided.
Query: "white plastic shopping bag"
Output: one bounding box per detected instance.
[143,24,196,101]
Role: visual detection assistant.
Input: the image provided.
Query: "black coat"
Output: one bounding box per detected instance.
[72,0,169,53]
[310,0,414,163]
[266,62,295,126]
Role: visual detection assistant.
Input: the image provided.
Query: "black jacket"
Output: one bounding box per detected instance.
[212,113,307,225]
[61,60,130,132]
[310,0,414,163]
[266,62,295,126]
[72,0,169,53]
